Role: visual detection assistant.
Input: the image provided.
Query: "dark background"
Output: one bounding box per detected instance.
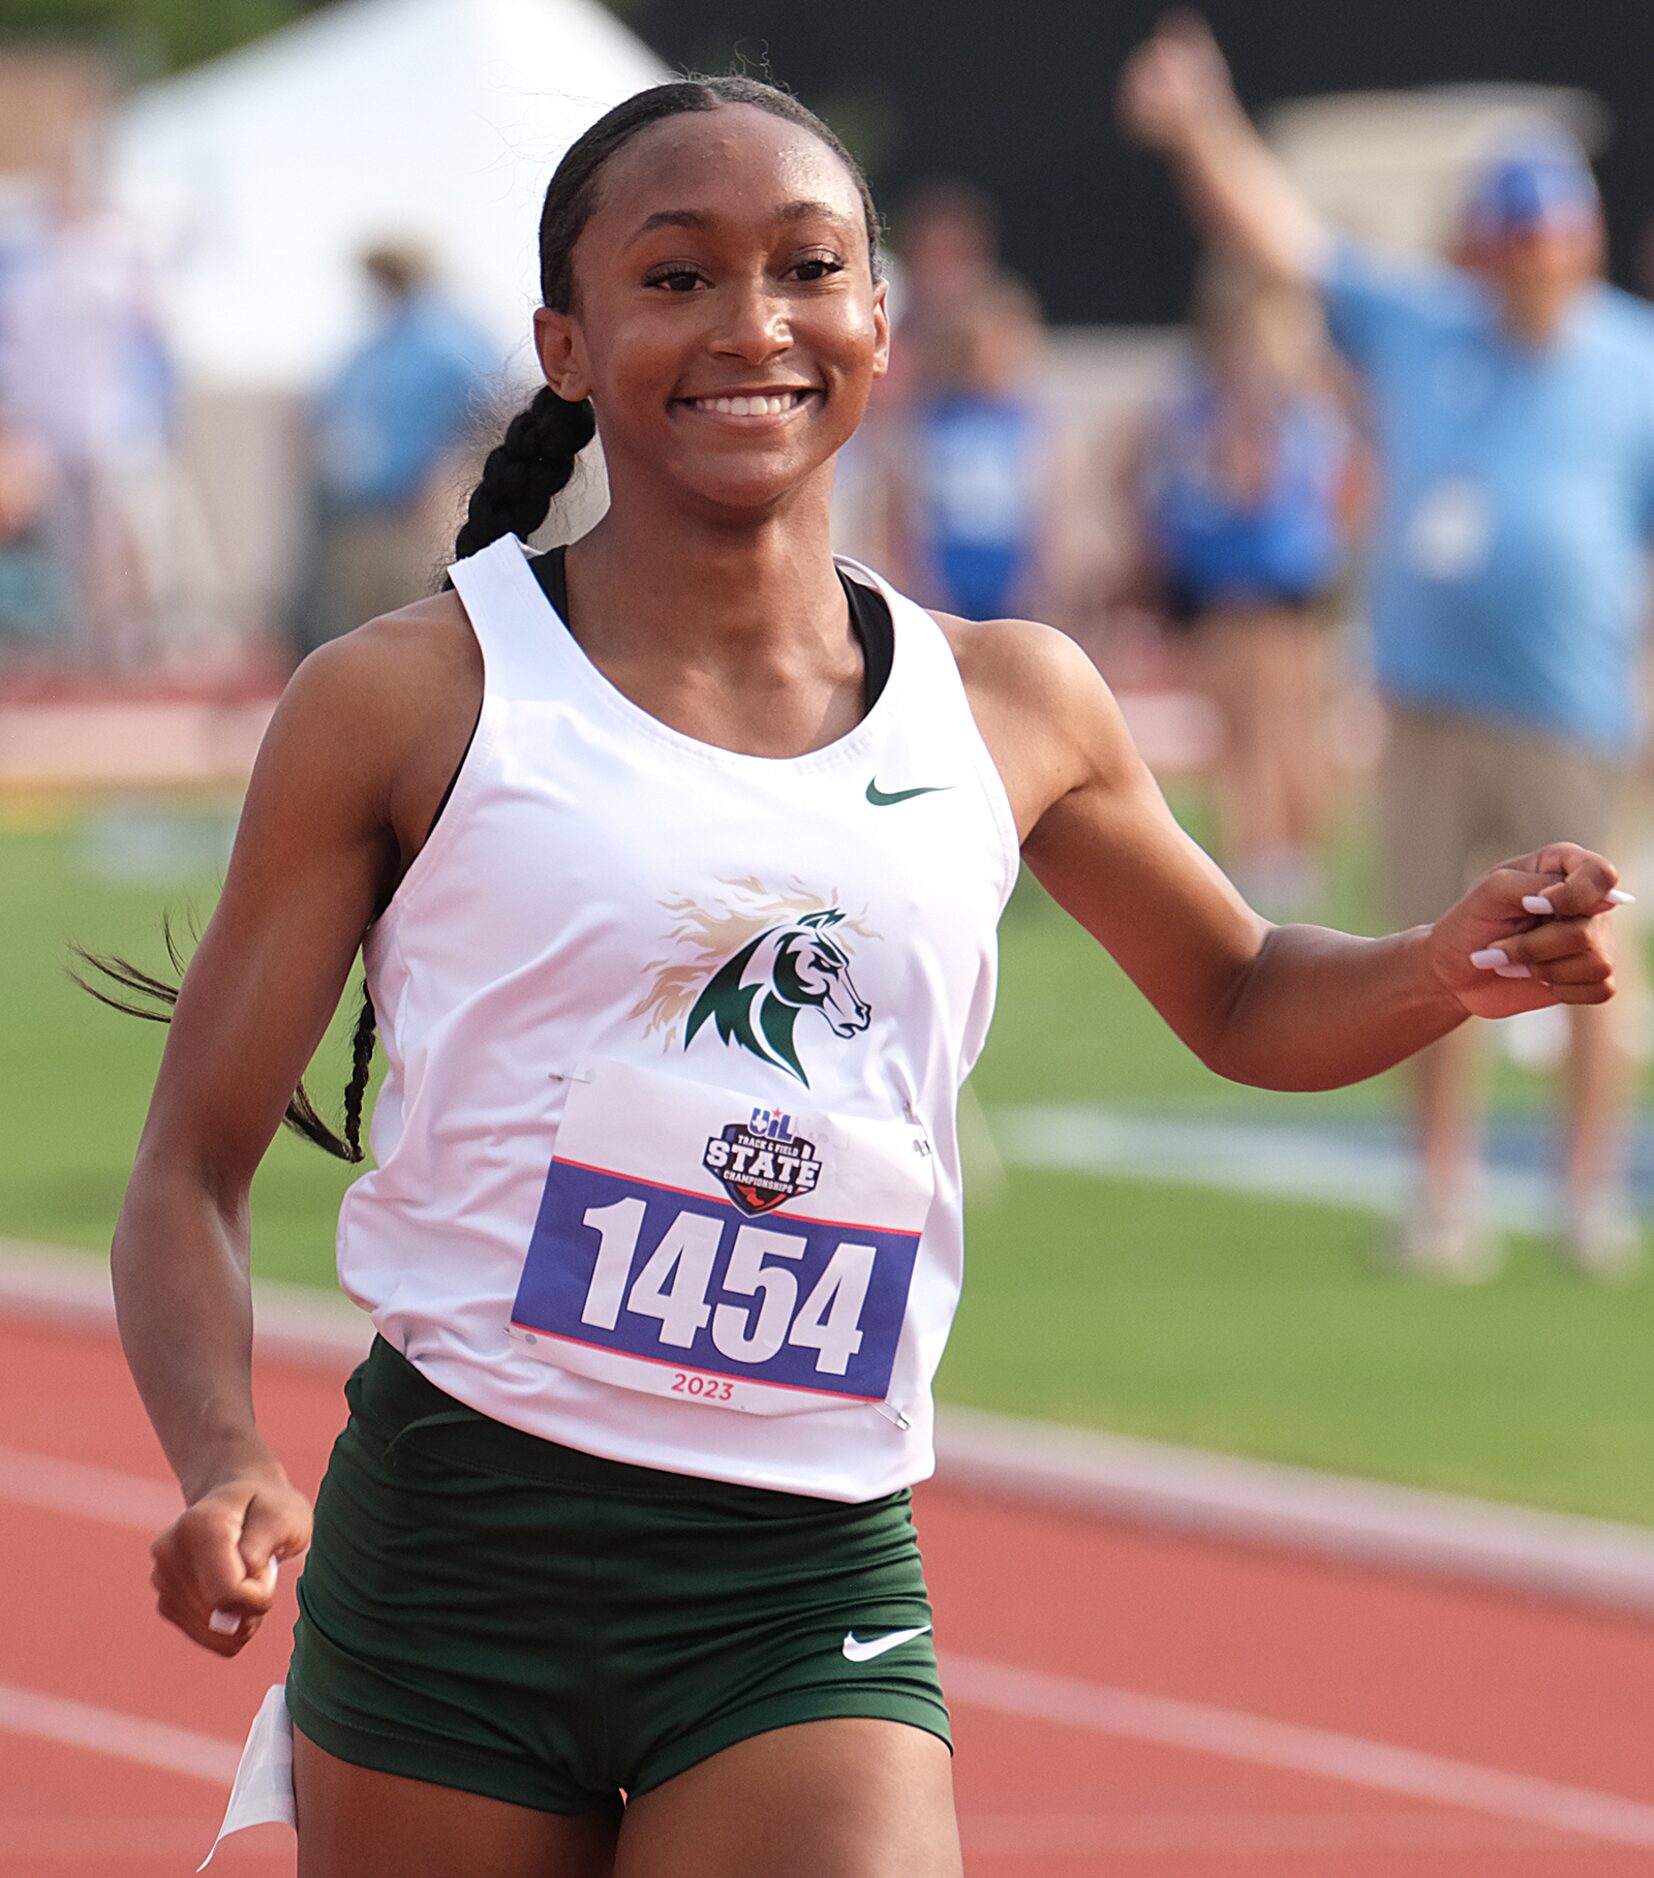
[628,0,1654,322]
[9,0,1654,324]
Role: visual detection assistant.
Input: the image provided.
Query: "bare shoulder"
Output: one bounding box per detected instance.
[273,591,476,758]
[290,590,479,737]
[931,608,1098,707]
[253,590,481,854]
[929,610,1141,836]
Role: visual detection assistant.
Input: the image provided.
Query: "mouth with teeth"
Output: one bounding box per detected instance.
[680,388,817,418]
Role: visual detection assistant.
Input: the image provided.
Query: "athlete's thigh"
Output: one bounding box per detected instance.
[294,1727,621,1878]
[613,1719,961,1878]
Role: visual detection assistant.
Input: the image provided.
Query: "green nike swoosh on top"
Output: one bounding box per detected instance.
[866,779,953,807]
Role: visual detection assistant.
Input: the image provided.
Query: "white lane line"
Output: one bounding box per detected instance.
[8,1659,1651,1853]
[935,1408,1654,1615]
[0,1445,178,1531]
[943,1654,1654,1850]
[993,1104,1565,1230]
[0,1683,238,1784]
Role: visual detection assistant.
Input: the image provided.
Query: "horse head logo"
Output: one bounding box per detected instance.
[685,909,871,1086]
[631,884,876,1088]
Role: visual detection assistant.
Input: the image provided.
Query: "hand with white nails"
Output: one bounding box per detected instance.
[148,1467,310,1658]
[1427,842,1625,1019]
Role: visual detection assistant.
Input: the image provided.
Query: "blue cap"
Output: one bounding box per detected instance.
[1463,136,1598,237]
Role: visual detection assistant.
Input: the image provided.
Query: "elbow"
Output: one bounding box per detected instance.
[115,1141,253,1253]
[1194,1037,1359,1094]
[1189,932,1355,1092]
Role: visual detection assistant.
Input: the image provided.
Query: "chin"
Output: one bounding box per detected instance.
[673,449,841,515]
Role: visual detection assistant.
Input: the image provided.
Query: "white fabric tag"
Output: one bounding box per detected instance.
[197,1683,295,1870]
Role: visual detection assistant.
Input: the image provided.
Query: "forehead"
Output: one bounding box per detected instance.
[587,104,864,244]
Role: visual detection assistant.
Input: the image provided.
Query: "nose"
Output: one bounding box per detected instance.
[711,277,792,363]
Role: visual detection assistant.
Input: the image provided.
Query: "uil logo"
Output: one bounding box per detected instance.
[631,879,874,1086]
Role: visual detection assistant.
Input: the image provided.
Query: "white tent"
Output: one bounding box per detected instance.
[108,0,668,389]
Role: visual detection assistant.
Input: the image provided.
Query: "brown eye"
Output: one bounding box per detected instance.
[645,266,708,293]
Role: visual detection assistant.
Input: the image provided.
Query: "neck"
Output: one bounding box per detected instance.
[565,468,851,663]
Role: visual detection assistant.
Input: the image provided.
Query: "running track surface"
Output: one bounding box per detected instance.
[5,1313,1654,1878]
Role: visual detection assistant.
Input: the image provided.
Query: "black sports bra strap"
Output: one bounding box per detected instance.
[528,546,894,714]
[534,543,571,623]
[841,573,895,712]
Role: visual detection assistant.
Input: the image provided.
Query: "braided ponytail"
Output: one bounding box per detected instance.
[69,923,374,1164]
[337,978,377,1162]
[453,386,595,559]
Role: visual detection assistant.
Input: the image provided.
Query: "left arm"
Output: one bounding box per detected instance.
[949,617,1621,1090]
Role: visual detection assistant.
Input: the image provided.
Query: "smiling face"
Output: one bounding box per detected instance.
[534,105,888,516]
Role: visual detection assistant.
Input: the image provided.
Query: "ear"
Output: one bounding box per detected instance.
[870,277,891,382]
[534,306,591,403]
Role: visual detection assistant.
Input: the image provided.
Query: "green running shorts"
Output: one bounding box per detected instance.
[286,1337,949,1813]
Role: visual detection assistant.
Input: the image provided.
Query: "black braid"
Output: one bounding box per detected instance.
[452,387,596,559]
[339,978,377,1163]
[70,918,374,1165]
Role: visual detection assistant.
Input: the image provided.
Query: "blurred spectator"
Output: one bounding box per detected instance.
[883,179,1001,409]
[854,185,1063,621]
[1133,263,1357,915]
[0,409,67,658]
[1123,16,1654,1278]
[896,275,1047,619]
[296,241,494,655]
[0,164,175,669]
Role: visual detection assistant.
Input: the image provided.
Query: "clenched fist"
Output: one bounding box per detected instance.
[1429,844,1626,1020]
[149,1467,313,1657]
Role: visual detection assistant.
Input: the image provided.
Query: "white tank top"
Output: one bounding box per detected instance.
[335,533,1019,1500]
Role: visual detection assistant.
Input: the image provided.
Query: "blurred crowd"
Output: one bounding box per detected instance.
[849,17,1654,1284]
[5,20,1654,1278]
[0,157,495,682]
[0,162,175,672]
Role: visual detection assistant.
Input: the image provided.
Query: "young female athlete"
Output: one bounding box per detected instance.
[105,76,1625,1878]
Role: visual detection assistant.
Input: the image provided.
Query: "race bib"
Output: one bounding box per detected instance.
[507,1061,935,1415]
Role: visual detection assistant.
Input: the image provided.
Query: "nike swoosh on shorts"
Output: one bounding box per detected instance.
[841,1624,932,1663]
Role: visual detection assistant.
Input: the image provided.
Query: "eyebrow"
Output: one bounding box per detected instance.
[623,199,855,249]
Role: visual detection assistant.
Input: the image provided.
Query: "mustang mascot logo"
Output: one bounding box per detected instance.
[633,881,874,1086]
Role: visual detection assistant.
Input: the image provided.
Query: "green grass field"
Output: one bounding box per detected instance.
[8,794,1651,1523]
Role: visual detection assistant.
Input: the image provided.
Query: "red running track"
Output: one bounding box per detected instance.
[4,1312,1654,1878]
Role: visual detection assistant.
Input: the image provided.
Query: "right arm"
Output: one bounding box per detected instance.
[1118,13,1328,286]
[113,601,478,1655]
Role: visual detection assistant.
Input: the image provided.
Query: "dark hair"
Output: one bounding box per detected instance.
[77,78,881,1164]
[69,917,376,1162]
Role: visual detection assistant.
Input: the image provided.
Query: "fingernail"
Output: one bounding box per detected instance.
[1608,888,1636,906]
[1470,948,1509,969]
[262,1558,279,1584]
[208,1608,241,1636]
[1522,895,1556,915]
[1494,962,1534,979]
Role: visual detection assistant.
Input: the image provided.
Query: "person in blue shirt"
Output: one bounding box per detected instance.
[1136,265,1355,915]
[300,242,497,654]
[1122,15,1652,1278]
[896,274,1046,621]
